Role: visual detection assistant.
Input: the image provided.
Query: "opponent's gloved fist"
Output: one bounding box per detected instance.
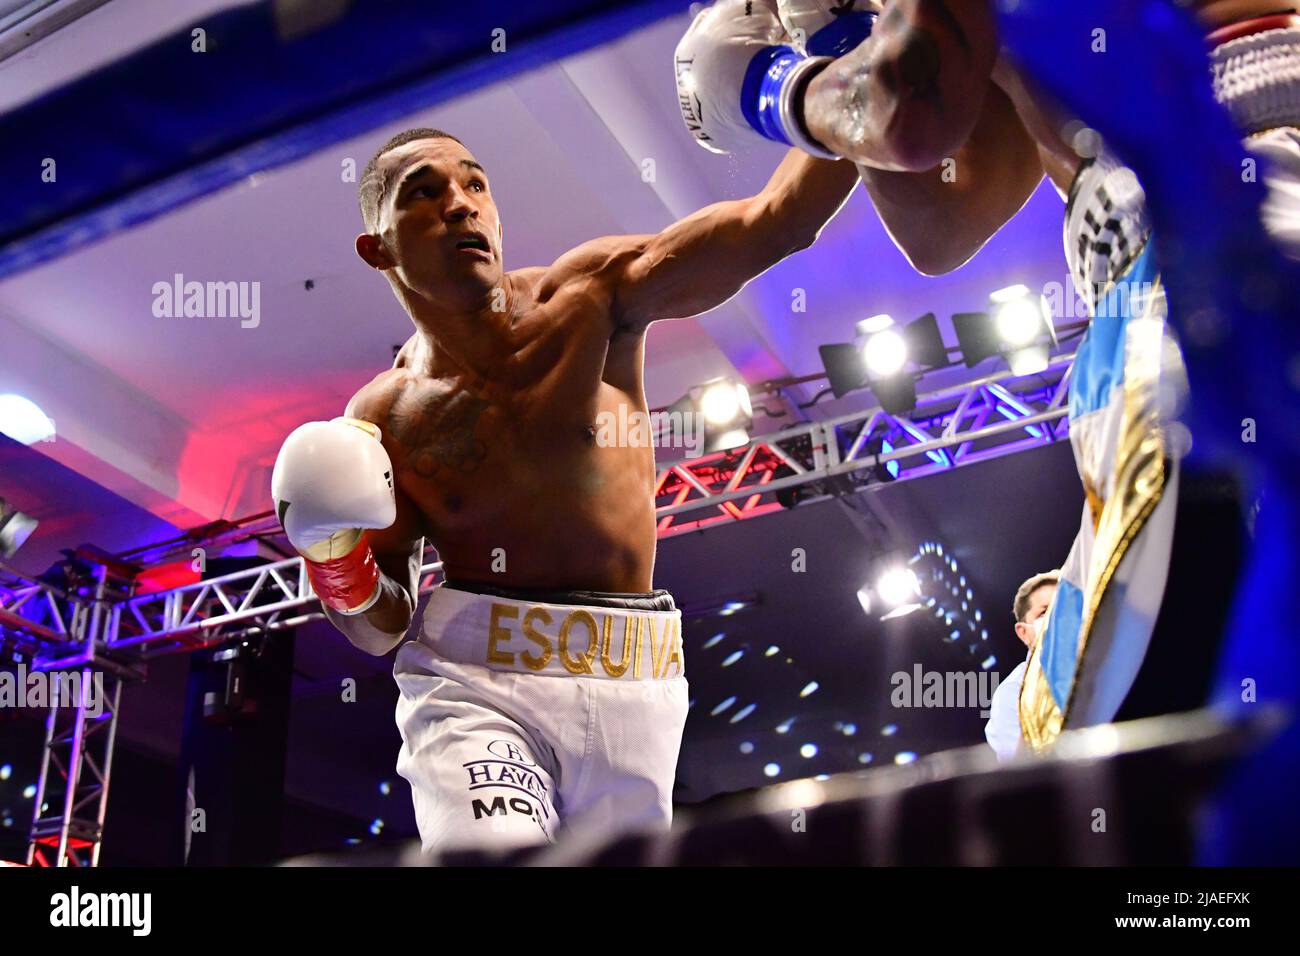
[778,0,879,57]
[271,417,396,614]
[674,0,838,158]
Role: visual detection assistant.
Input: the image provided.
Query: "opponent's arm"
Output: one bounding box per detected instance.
[779,2,1042,272]
[800,0,1001,171]
[859,81,1043,274]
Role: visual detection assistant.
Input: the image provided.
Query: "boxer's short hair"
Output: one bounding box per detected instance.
[1013,570,1060,622]
[358,127,464,232]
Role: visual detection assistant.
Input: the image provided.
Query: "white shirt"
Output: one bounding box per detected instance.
[985,659,1029,762]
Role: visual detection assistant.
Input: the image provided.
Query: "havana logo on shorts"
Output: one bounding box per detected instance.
[465,739,550,838]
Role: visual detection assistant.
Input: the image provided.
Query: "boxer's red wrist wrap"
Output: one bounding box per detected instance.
[305,533,381,614]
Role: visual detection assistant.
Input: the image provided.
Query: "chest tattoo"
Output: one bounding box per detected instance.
[390,388,490,480]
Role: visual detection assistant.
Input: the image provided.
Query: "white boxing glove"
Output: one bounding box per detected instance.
[674,0,838,158]
[271,417,396,614]
[778,0,879,57]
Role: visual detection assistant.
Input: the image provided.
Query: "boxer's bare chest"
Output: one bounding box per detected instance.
[375,283,651,531]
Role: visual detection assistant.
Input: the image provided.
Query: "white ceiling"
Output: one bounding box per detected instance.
[0,0,1070,551]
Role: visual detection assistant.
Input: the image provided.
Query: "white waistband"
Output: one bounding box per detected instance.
[417,585,685,681]
[1212,27,1300,134]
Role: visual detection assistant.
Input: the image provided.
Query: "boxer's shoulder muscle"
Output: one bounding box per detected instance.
[345,367,404,424]
[344,369,410,474]
[511,257,648,399]
[532,235,642,325]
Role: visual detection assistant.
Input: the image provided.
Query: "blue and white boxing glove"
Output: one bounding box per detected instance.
[778,0,879,58]
[674,0,839,158]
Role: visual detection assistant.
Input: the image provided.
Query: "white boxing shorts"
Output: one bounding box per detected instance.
[393,582,689,855]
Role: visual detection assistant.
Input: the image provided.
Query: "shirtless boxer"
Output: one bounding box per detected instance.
[676,0,1300,746]
[270,116,859,852]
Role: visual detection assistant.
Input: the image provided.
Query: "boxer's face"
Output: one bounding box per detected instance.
[371,138,504,302]
[1014,583,1056,649]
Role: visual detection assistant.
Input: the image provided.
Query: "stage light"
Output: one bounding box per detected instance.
[993,286,1043,347]
[862,327,908,377]
[856,313,896,336]
[877,566,920,607]
[953,285,1057,372]
[0,394,54,445]
[700,379,747,425]
[0,498,38,560]
[862,556,924,621]
[818,313,947,413]
[671,377,754,452]
[1006,343,1051,376]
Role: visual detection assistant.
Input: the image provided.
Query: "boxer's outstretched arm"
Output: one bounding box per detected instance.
[802,0,999,171]
[601,148,860,329]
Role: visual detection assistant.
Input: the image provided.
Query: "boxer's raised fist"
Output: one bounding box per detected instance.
[273,417,396,558]
[778,0,878,57]
[674,0,837,158]
[272,417,396,613]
